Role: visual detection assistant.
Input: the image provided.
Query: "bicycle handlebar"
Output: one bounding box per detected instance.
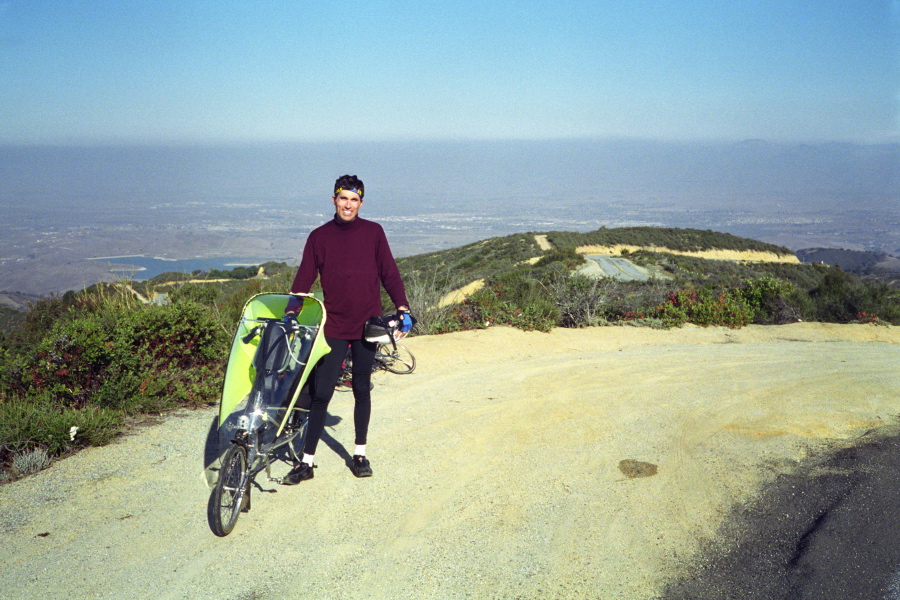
[240,317,315,345]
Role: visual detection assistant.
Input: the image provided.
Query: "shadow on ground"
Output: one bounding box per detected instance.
[660,423,900,600]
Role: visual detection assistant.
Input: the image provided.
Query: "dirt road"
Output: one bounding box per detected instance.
[1,323,898,600]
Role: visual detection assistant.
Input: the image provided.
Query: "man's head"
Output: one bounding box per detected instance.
[332,174,364,223]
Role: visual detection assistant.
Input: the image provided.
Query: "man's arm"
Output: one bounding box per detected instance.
[374,227,409,310]
[285,236,319,316]
[290,236,318,295]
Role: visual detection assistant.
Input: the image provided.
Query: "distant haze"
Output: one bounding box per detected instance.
[0,140,897,295]
[2,139,896,212]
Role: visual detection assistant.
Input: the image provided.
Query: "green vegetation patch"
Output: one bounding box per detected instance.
[546,227,794,256]
[396,233,542,290]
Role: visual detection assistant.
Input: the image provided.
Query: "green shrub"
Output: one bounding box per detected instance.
[550,273,610,328]
[207,265,259,279]
[463,271,559,332]
[546,227,793,256]
[534,248,586,269]
[738,276,800,324]
[0,306,25,335]
[0,393,124,458]
[7,301,226,414]
[397,267,469,335]
[168,283,221,306]
[650,288,753,328]
[804,266,900,324]
[11,446,50,477]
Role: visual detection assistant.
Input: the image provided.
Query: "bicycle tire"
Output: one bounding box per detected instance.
[335,370,353,392]
[211,444,248,537]
[334,373,374,391]
[380,342,416,374]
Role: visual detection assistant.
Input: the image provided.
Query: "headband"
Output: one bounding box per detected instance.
[334,186,363,198]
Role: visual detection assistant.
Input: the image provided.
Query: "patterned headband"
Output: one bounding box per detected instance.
[334,186,363,198]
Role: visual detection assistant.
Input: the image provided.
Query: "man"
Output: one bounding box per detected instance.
[283,174,410,484]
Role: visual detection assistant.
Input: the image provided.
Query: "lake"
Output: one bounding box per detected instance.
[89,255,281,281]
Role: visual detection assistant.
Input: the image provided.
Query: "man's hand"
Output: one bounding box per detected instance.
[395,310,415,332]
[283,312,299,332]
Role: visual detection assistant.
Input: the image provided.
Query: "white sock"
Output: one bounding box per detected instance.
[355,445,366,457]
[302,453,315,466]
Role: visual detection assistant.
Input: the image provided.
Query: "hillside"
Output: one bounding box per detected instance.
[395,226,798,292]
[546,227,795,257]
[796,247,900,289]
[395,226,899,332]
[0,227,803,308]
[3,225,896,339]
[797,247,888,271]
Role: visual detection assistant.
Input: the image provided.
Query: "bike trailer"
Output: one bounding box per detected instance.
[218,293,328,433]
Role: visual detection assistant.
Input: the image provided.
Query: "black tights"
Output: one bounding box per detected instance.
[302,336,376,457]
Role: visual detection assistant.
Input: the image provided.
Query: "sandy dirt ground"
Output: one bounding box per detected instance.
[1,323,898,600]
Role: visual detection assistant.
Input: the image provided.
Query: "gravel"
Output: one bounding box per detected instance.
[1,323,898,600]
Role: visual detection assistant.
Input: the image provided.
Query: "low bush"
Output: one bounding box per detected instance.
[534,248,586,270]
[6,301,227,414]
[647,288,753,328]
[398,267,470,335]
[804,266,900,324]
[546,227,793,256]
[549,273,611,328]
[0,287,229,477]
[11,447,50,477]
[168,283,220,306]
[430,270,559,333]
[0,394,124,466]
[476,270,559,332]
[738,276,801,324]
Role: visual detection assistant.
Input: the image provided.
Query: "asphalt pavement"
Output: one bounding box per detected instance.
[660,425,900,600]
[583,254,651,281]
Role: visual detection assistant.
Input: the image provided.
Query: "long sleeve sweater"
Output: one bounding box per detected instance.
[290,216,408,340]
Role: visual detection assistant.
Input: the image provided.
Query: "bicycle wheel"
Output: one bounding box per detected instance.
[380,342,416,374]
[211,444,248,537]
[335,369,353,392]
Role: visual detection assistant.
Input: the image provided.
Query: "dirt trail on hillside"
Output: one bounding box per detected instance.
[1,323,898,600]
[575,244,800,263]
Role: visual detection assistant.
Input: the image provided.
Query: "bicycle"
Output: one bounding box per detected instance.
[210,293,328,537]
[335,318,416,391]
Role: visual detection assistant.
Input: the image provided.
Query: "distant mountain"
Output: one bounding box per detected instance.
[0,290,42,312]
[796,248,890,273]
[796,248,900,290]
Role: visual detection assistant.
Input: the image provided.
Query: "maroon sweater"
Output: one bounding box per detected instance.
[290,216,408,339]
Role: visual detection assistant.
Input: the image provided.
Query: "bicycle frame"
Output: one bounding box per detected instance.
[219,293,328,430]
[228,316,315,479]
[211,293,329,535]
[335,327,416,392]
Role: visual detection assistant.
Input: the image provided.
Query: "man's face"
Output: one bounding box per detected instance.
[332,189,362,222]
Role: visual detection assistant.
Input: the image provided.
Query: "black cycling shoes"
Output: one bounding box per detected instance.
[282,462,315,485]
[351,455,372,478]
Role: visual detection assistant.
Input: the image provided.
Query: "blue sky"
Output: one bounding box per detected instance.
[0,0,897,144]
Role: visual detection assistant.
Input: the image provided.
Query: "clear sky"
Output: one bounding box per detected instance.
[0,0,897,144]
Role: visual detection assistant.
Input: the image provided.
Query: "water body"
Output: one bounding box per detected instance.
[89,256,278,281]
